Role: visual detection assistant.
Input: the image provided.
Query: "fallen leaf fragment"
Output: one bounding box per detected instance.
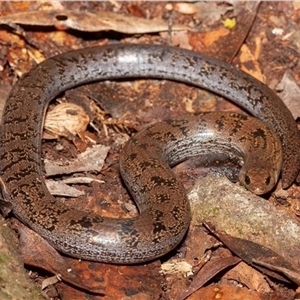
[41,274,62,290]
[253,259,300,286]
[44,144,110,176]
[184,283,263,300]
[58,258,162,300]
[224,261,272,293]
[193,27,230,48]
[204,222,299,284]
[191,2,260,62]
[276,69,300,120]
[175,256,241,300]
[239,44,265,83]
[18,223,102,294]
[45,180,85,197]
[0,9,189,34]
[46,177,104,197]
[61,176,104,185]
[193,2,233,24]
[0,83,12,119]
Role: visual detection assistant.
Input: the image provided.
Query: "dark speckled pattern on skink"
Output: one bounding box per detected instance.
[0,44,298,263]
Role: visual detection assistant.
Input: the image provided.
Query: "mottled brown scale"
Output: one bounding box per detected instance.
[0,44,298,263]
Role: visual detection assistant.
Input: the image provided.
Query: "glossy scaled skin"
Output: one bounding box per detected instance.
[0,44,297,263]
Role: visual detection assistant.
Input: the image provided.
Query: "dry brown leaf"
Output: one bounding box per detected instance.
[160,30,191,49]
[224,262,271,293]
[0,9,189,34]
[239,44,265,83]
[44,144,110,176]
[276,70,300,120]
[18,223,100,293]
[204,222,298,284]
[200,27,230,48]
[55,260,161,300]
[194,2,233,24]
[175,257,241,300]
[186,283,262,300]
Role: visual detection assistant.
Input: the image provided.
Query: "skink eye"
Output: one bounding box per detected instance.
[244,174,251,185]
[265,175,271,186]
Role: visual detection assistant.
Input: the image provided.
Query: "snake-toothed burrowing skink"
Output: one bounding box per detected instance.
[0,44,299,263]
